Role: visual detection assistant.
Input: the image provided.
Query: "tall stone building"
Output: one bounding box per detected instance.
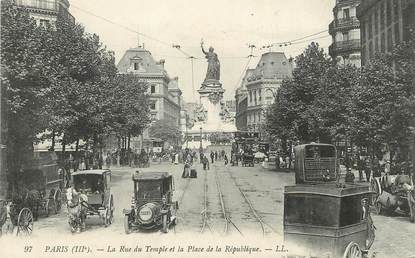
[117,46,183,150]
[357,0,415,65]
[357,0,415,175]
[235,69,254,131]
[15,0,75,25]
[329,0,362,66]
[245,52,293,136]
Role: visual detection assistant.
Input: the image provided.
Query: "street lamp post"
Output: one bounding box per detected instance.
[185,114,189,149]
[199,126,203,152]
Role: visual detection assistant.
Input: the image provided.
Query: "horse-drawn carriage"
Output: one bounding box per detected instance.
[370,174,415,222]
[284,143,376,258]
[9,152,63,236]
[123,171,177,233]
[15,167,63,218]
[66,169,114,233]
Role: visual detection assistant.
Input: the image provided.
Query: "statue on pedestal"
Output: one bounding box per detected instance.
[201,40,220,83]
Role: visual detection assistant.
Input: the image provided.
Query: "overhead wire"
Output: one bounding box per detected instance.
[70,3,334,93]
[271,29,329,46]
[71,3,331,59]
[71,4,174,48]
[232,46,256,92]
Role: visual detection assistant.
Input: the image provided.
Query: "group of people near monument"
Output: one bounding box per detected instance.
[178,148,229,176]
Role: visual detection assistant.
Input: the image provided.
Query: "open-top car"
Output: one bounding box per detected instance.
[67,169,114,233]
[370,174,415,222]
[123,171,177,233]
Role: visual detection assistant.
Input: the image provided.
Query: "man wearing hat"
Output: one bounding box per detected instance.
[385,160,391,174]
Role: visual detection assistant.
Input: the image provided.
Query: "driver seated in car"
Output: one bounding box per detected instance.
[93,179,104,193]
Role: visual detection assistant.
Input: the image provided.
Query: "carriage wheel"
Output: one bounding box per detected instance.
[408,191,415,223]
[366,214,376,249]
[104,195,114,227]
[343,242,362,258]
[104,208,110,227]
[370,178,381,214]
[45,199,50,217]
[109,195,114,224]
[369,178,380,204]
[16,208,34,236]
[162,214,168,233]
[124,215,131,234]
[54,189,62,214]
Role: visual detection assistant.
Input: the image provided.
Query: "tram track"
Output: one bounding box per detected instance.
[224,166,278,236]
[177,177,190,205]
[213,165,243,236]
[174,173,191,234]
[200,165,243,236]
[200,169,212,233]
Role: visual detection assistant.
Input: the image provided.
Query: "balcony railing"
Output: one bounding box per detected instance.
[329,39,361,56]
[329,17,360,34]
[15,0,58,12]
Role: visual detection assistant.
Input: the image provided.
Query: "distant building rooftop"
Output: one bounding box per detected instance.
[117,46,168,76]
[248,52,292,81]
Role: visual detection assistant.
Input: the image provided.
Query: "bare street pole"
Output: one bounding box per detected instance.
[0,80,8,199]
[190,56,196,101]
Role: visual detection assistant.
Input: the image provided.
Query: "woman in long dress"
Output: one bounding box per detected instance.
[174,153,179,165]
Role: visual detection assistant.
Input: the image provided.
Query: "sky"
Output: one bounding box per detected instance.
[69,0,335,101]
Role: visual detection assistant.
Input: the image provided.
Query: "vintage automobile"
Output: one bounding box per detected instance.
[242,153,254,167]
[284,143,376,258]
[370,174,415,222]
[67,169,114,233]
[294,143,338,184]
[123,171,177,233]
[284,184,375,258]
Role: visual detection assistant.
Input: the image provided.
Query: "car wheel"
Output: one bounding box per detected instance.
[124,215,131,234]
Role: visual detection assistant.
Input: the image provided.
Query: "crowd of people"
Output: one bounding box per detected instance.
[354,156,413,182]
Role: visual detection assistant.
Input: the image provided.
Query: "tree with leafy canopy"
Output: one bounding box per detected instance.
[1,0,52,184]
[149,119,181,146]
[350,30,415,171]
[266,42,335,151]
[106,74,150,140]
[1,0,151,177]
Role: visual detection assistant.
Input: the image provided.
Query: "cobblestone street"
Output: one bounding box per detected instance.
[1,162,414,257]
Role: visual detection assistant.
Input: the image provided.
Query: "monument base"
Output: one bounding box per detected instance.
[185,80,236,149]
[201,79,222,89]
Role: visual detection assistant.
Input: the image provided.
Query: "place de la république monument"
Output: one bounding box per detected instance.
[185,42,236,149]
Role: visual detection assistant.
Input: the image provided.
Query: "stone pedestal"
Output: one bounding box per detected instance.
[198,79,224,126]
[185,80,236,149]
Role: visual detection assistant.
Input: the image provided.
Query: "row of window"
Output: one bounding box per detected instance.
[361,0,403,63]
[361,0,401,42]
[336,29,360,42]
[248,89,262,106]
[247,111,263,124]
[336,5,355,20]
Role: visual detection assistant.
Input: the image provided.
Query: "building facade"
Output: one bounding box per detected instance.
[235,69,254,131]
[357,0,415,173]
[329,0,362,66]
[16,0,75,25]
[357,0,415,65]
[117,46,183,150]
[245,52,293,135]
